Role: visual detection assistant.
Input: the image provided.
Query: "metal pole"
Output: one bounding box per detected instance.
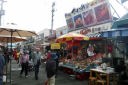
[10,29,13,85]
[0,0,6,26]
[106,0,120,19]
[51,2,55,35]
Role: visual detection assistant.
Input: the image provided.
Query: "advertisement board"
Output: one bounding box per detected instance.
[65,0,112,32]
[82,9,96,27]
[94,3,111,24]
[73,14,84,28]
[66,18,74,31]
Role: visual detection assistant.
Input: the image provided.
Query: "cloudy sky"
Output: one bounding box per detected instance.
[2,0,128,33]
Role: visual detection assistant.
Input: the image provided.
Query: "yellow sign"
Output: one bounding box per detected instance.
[51,43,60,49]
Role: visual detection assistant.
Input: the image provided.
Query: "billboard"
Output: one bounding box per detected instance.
[73,14,84,28]
[65,0,112,32]
[82,9,96,27]
[66,18,74,31]
[94,3,111,23]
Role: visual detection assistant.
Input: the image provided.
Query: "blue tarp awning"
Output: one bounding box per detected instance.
[101,28,128,38]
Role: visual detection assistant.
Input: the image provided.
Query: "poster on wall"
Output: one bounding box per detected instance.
[66,18,74,31]
[82,9,96,27]
[94,3,111,23]
[73,14,84,29]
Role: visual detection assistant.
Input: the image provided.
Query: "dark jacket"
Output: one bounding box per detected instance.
[46,59,56,78]
[0,54,5,80]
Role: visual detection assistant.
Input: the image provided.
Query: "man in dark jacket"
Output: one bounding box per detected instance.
[0,48,5,85]
[46,54,56,85]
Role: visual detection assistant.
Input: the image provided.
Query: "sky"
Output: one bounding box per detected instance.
[1,0,128,33]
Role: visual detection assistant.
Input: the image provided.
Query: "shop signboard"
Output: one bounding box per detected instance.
[65,0,112,32]
[79,22,112,35]
[51,43,60,49]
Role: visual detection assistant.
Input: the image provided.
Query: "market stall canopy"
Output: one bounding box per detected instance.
[56,32,89,43]
[0,36,27,43]
[112,13,128,28]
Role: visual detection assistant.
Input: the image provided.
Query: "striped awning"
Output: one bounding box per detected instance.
[86,33,102,40]
[86,33,102,38]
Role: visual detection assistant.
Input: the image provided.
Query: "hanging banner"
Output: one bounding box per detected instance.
[51,43,60,49]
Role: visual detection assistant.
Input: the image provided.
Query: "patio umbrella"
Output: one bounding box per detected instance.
[56,32,89,58]
[0,36,26,84]
[0,27,37,85]
[56,32,89,43]
[0,27,37,37]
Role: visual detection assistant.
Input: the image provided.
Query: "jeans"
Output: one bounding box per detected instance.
[20,62,28,76]
[34,64,40,80]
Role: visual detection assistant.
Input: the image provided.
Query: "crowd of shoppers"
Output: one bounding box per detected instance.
[0,44,60,85]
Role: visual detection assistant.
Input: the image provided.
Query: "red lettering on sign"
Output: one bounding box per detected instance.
[80,29,91,35]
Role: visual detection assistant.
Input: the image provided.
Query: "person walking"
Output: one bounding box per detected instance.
[32,49,41,80]
[20,51,29,78]
[0,48,5,85]
[46,52,56,85]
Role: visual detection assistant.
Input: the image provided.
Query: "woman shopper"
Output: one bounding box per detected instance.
[20,51,29,78]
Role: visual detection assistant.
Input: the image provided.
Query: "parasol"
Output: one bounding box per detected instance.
[56,32,89,43]
[0,27,37,85]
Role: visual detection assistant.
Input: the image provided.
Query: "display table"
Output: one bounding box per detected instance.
[59,64,90,80]
[59,64,75,74]
[90,68,117,85]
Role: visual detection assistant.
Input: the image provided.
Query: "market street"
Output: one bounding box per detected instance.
[6,60,88,85]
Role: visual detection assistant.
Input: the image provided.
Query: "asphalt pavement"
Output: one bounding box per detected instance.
[6,60,88,85]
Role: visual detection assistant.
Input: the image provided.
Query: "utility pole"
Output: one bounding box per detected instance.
[51,2,55,35]
[0,0,5,26]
